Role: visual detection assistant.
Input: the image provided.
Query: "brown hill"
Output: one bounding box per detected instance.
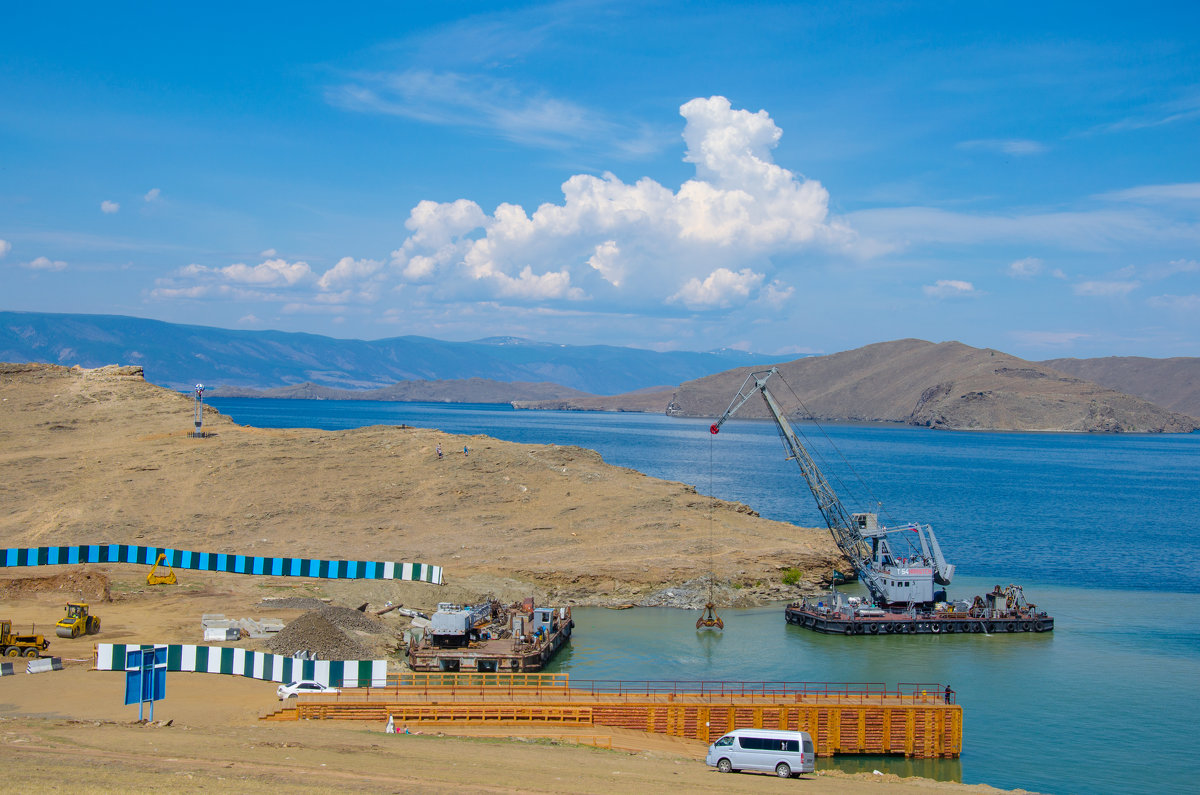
[212,377,589,403]
[665,340,1197,433]
[0,362,841,607]
[1041,356,1200,420]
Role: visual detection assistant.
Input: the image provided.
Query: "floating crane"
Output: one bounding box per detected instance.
[711,367,1052,635]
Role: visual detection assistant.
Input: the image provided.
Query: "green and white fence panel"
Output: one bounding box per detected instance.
[3,544,443,584]
[95,644,387,687]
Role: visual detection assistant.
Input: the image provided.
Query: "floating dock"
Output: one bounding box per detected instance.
[262,672,962,758]
[406,600,573,672]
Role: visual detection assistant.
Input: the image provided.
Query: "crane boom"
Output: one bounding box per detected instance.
[710,367,954,607]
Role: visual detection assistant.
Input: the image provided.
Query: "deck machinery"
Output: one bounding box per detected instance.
[711,367,1053,636]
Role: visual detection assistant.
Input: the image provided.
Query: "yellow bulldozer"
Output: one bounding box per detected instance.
[55,602,101,639]
[1,619,50,657]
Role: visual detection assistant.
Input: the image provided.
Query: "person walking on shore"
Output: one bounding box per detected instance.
[436,444,442,460]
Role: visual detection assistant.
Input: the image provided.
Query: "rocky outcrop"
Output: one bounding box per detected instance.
[1042,355,1200,420]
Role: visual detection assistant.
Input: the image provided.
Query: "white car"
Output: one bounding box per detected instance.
[277,680,339,699]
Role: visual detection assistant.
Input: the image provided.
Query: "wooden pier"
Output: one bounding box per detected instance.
[262,673,961,758]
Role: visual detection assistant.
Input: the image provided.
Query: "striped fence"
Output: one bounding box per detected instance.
[2,544,443,584]
[95,643,387,687]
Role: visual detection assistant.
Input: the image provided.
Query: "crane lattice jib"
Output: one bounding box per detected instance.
[711,368,876,585]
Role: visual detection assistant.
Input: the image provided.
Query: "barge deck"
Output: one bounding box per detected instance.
[406,599,573,673]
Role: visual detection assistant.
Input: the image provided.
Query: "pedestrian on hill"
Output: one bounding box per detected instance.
[463,445,469,457]
[436,444,442,460]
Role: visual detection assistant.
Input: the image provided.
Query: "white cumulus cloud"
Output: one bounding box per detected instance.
[0,239,10,258]
[218,258,313,286]
[1008,257,1043,277]
[101,200,120,214]
[387,96,855,311]
[23,256,68,271]
[144,188,161,202]
[923,279,979,298]
[317,257,384,290]
[670,267,765,309]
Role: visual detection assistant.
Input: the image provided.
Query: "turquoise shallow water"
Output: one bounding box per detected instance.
[209,398,1200,794]
[548,583,1200,794]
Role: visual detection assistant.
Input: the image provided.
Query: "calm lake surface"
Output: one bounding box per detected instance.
[210,398,1200,795]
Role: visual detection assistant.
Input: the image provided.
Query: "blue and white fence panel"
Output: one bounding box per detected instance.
[95,643,387,687]
[2,544,443,585]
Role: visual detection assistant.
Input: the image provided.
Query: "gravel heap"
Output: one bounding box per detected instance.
[315,604,388,635]
[267,611,373,661]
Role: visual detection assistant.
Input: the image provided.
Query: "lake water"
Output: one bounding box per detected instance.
[210,398,1200,794]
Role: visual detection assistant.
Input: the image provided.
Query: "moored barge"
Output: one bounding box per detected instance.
[785,584,1053,635]
[406,598,573,672]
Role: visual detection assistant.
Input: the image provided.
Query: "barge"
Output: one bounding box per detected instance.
[785,584,1054,635]
[406,598,573,672]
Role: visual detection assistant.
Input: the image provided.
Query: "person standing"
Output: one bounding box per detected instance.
[436,444,442,460]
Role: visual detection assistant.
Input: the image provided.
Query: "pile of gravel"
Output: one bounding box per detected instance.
[267,611,373,661]
[315,604,387,635]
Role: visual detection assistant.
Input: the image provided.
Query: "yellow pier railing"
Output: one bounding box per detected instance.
[263,673,961,758]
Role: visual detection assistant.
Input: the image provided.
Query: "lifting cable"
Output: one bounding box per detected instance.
[772,371,898,527]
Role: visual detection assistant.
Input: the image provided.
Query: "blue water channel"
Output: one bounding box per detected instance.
[210,398,1200,794]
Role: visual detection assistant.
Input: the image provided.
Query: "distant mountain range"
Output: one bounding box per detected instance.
[4,311,1195,433]
[0,311,779,395]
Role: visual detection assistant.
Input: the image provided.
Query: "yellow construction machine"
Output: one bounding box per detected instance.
[55,602,101,639]
[147,553,177,585]
[1,619,50,657]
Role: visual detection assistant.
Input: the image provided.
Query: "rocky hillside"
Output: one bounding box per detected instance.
[1041,356,1200,419]
[0,362,842,605]
[664,340,1197,433]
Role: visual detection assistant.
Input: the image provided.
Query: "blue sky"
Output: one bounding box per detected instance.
[2,2,1197,359]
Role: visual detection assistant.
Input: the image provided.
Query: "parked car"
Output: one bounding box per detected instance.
[277,680,339,699]
[705,728,815,778]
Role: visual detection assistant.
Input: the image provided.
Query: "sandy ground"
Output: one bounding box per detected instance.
[1,661,1020,795]
[0,363,842,608]
[0,364,1033,792]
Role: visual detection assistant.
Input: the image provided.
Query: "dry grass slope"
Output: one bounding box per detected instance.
[0,362,842,607]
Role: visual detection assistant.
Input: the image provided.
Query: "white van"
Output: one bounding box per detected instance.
[705,728,816,778]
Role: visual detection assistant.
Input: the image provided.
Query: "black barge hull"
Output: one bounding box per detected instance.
[785,605,1053,635]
